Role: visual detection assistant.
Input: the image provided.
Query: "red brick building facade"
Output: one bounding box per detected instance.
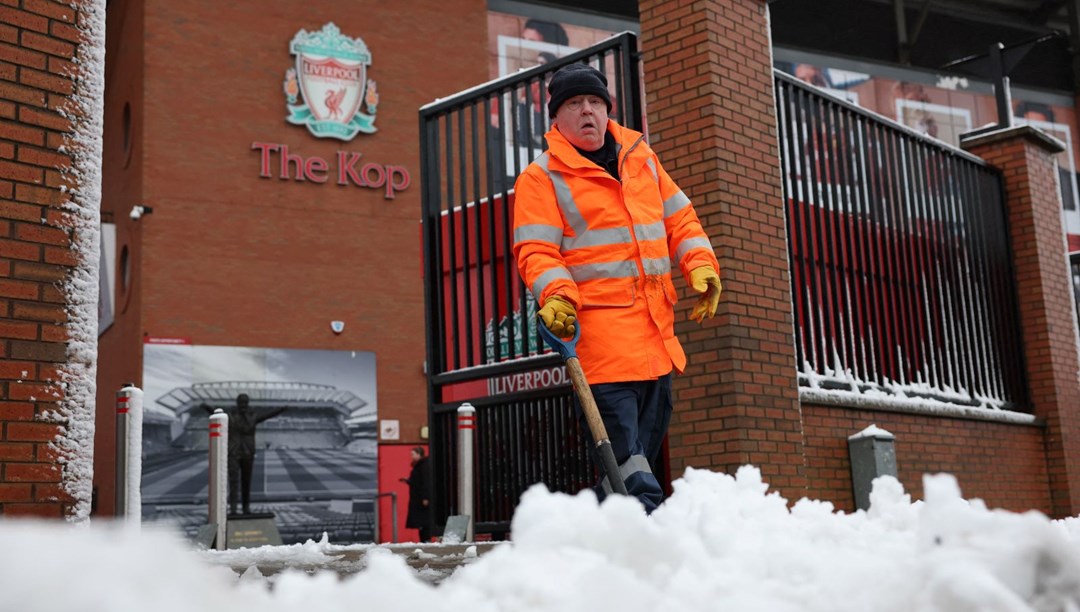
[2,0,1079,523]
[91,0,488,518]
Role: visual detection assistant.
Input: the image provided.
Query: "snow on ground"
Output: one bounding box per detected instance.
[2,466,1079,612]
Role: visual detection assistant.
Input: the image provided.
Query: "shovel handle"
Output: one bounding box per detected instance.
[565,356,609,442]
[564,356,608,442]
[538,317,628,496]
[565,357,629,497]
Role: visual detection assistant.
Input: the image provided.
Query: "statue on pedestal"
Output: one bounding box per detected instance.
[203,393,286,515]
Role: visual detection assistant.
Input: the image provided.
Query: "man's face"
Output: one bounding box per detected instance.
[554,94,608,152]
[795,64,829,88]
[237,395,249,411]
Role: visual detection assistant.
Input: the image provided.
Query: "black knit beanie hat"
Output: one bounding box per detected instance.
[547,63,613,118]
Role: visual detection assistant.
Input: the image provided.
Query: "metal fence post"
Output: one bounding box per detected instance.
[457,402,475,542]
[390,491,398,543]
[376,491,399,543]
[208,409,229,550]
[114,384,142,523]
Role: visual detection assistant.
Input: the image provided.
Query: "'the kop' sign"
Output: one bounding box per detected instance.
[251,141,410,199]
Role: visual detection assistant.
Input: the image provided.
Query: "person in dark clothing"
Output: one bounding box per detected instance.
[402,446,434,542]
[203,393,286,515]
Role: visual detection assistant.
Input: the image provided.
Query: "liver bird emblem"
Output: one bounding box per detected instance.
[325,88,347,119]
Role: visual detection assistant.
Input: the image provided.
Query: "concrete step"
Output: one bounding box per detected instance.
[203,541,502,585]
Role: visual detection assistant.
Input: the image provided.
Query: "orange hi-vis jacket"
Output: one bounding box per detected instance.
[513,120,719,384]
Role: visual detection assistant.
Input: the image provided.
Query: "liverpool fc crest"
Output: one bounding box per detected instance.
[284,23,378,140]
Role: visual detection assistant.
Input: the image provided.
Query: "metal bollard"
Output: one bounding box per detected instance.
[848,424,897,512]
[114,383,143,522]
[208,409,229,550]
[457,402,475,542]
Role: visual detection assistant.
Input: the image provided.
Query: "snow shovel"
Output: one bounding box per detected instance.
[537,320,629,496]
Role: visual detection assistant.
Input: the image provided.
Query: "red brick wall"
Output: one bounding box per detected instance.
[802,403,1050,512]
[0,0,98,518]
[963,127,1080,518]
[93,0,144,516]
[640,0,807,497]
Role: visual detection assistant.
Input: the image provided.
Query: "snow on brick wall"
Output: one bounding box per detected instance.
[54,0,106,521]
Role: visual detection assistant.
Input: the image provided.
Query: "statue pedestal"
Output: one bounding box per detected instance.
[225,512,282,549]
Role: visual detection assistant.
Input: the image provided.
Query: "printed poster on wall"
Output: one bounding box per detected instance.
[774,58,1080,244]
[486,12,622,188]
[140,342,377,545]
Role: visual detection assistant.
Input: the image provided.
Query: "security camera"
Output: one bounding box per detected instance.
[129,205,153,220]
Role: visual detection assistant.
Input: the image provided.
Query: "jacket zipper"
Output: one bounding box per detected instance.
[618,135,648,281]
[619,135,645,179]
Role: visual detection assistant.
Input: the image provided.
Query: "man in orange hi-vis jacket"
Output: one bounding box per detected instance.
[512,63,721,512]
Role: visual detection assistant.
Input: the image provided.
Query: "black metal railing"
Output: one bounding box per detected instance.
[419,32,643,533]
[775,71,1027,410]
[431,388,594,538]
[1071,252,1080,333]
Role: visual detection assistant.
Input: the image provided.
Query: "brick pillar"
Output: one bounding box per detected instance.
[639,0,807,495]
[963,126,1080,518]
[0,0,104,519]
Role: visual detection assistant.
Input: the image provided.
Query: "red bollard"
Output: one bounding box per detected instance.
[457,402,475,542]
[115,384,142,522]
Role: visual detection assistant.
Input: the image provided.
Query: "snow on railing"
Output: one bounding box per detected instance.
[798,358,1035,424]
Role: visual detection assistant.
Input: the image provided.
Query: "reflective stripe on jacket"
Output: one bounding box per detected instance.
[512,120,719,383]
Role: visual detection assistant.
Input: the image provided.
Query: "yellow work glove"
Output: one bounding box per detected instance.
[689,266,721,324]
[538,295,577,338]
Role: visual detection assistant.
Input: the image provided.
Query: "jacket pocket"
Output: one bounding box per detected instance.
[579,282,635,308]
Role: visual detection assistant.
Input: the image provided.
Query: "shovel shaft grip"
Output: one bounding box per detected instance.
[565,357,609,442]
[597,439,629,496]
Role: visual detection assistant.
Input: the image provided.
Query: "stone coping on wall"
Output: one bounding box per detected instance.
[959,124,1066,155]
[800,392,1043,426]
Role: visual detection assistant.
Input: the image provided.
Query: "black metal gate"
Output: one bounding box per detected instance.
[419,32,643,536]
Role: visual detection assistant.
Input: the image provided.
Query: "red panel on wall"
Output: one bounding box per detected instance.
[377,443,425,543]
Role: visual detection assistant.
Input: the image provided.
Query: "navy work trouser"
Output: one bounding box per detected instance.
[573,374,672,513]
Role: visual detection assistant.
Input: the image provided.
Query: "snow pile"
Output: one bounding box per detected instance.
[2,467,1079,612]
